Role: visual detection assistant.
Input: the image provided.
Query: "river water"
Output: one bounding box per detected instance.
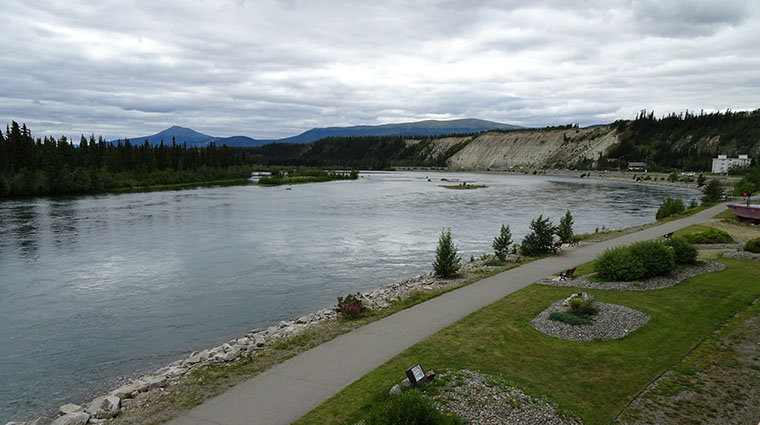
[0,171,700,422]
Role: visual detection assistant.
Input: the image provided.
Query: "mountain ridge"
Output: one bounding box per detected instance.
[110,118,521,147]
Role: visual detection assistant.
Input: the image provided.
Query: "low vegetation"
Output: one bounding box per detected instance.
[548,311,594,326]
[441,183,487,189]
[336,293,366,320]
[664,237,698,264]
[257,168,358,185]
[595,240,677,281]
[363,389,463,425]
[655,197,685,220]
[744,237,760,253]
[682,228,734,244]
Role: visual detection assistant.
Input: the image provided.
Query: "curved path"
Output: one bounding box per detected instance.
[169,204,728,425]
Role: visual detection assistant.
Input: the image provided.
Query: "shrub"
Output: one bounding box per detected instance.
[664,237,698,264]
[520,215,557,256]
[682,228,734,244]
[549,311,593,326]
[595,246,646,281]
[556,210,574,243]
[656,197,686,219]
[433,229,461,277]
[0,174,9,196]
[336,293,366,320]
[744,238,760,253]
[697,173,706,187]
[628,241,675,278]
[702,179,724,203]
[568,296,598,316]
[364,389,464,425]
[492,224,512,261]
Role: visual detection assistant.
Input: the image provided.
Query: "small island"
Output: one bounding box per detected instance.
[256,168,358,186]
[441,181,488,190]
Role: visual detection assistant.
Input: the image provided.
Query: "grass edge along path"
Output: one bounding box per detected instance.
[166,203,730,425]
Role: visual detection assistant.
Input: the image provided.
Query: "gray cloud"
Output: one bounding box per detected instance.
[0,0,758,140]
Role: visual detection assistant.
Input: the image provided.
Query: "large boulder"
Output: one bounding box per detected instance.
[85,395,121,419]
[57,405,82,416]
[29,418,52,425]
[50,413,89,425]
[110,375,167,399]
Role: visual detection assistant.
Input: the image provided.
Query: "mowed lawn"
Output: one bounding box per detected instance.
[293,257,760,425]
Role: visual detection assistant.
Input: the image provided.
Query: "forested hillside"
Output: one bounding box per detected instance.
[0,122,252,197]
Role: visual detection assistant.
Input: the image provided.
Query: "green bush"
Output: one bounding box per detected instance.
[664,237,698,264]
[336,293,366,320]
[364,390,463,425]
[744,238,760,253]
[595,247,646,281]
[682,228,734,244]
[628,241,675,278]
[433,229,461,277]
[549,311,593,326]
[568,296,598,316]
[595,241,675,281]
[655,197,686,219]
[520,215,557,256]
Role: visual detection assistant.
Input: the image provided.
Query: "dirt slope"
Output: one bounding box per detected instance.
[447,126,619,170]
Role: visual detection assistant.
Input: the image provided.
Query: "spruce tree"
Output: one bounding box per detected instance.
[433,229,461,277]
[556,210,574,243]
[520,215,557,256]
[492,224,512,261]
[702,179,724,203]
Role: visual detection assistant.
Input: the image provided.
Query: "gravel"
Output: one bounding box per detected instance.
[429,370,582,425]
[539,262,726,291]
[532,300,650,342]
[723,250,760,261]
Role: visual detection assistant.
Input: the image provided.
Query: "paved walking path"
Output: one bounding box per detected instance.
[169,203,728,425]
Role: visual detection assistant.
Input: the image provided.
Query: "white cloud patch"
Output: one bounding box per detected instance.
[0,0,758,140]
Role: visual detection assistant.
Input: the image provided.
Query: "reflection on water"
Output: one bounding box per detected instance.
[0,172,700,422]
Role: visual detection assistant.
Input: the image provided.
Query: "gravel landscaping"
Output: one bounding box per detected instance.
[723,250,760,261]
[539,262,726,291]
[532,300,650,342]
[429,370,582,425]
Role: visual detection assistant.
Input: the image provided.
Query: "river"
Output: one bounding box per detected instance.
[0,171,700,422]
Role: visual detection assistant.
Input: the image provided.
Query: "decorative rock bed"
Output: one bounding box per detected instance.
[723,250,760,261]
[532,300,650,342]
[539,261,726,291]
[428,370,582,425]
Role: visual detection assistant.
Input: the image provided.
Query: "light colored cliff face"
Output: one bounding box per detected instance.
[447,126,619,170]
[405,136,472,161]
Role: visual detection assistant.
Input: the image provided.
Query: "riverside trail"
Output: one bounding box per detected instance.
[168,203,729,425]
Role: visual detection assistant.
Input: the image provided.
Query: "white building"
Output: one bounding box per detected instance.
[711,154,752,173]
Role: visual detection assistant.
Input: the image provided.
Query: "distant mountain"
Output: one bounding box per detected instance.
[112,119,521,148]
[259,118,522,144]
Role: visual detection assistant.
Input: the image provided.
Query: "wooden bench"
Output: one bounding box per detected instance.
[559,267,576,281]
[569,237,581,246]
[664,232,674,239]
[553,241,563,251]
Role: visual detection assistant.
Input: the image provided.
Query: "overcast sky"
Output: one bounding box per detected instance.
[1,0,758,140]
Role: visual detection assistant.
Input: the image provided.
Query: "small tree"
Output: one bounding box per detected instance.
[697,173,706,187]
[492,224,512,261]
[655,197,685,219]
[433,229,461,277]
[702,179,724,203]
[520,215,557,256]
[556,210,574,243]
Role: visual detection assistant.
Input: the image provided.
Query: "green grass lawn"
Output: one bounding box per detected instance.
[293,258,760,425]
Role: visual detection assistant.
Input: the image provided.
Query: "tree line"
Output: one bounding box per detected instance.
[0,122,253,197]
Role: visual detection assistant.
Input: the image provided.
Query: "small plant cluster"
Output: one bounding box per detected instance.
[363,389,464,425]
[656,197,686,219]
[682,228,734,244]
[549,294,598,326]
[336,293,366,320]
[595,238,696,281]
[744,238,760,253]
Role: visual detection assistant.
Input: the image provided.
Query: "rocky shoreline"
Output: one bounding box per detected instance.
[5,258,508,425]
